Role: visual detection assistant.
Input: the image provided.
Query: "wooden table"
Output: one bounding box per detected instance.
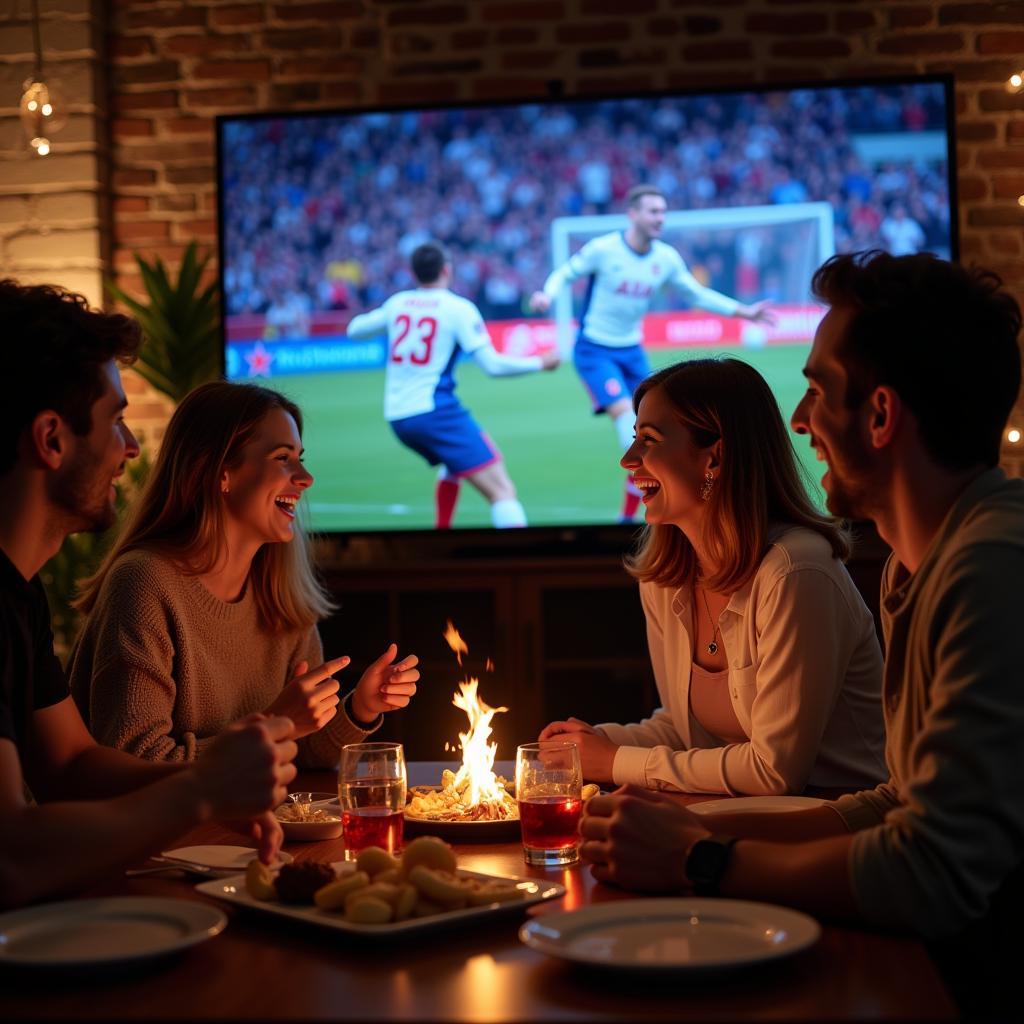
[0,766,955,1021]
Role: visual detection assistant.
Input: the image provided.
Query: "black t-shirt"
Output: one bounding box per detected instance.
[0,547,69,759]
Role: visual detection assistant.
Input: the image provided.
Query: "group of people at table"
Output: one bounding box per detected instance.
[1,249,1021,1017]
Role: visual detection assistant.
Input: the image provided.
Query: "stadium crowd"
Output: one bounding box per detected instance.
[220,84,951,333]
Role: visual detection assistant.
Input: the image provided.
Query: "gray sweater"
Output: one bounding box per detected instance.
[68,549,374,768]
[831,468,1024,938]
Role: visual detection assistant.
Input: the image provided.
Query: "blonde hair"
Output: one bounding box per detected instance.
[75,381,334,632]
[626,358,849,592]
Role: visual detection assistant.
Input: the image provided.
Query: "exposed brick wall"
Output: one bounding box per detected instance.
[4,0,1024,455]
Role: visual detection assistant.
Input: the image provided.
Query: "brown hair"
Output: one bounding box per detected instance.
[626,184,665,208]
[75,381,334,632]
[626,358,849,592]
[0,279,141,475]
[812,251,1021,471]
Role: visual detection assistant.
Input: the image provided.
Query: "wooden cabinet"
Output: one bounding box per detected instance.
[319,558,656,760]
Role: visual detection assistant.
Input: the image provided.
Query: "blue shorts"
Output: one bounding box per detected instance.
[390,403,500,477]
[573,335,651,414]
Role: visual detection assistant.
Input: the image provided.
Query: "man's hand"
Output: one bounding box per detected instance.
[738,300,776,325]
[350,644,419,724]
[580,784,709,892]
[265,656,350,739]
[528,291,552,314]
[540,350,560,370]
[192,714,297,822]
[538,718,617,782]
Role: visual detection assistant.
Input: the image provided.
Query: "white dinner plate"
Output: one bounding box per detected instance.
[0,897,227,967]
[161,845,294,874]
[687,796,825,817]
[519,898,820,971]
[196,865,564,937]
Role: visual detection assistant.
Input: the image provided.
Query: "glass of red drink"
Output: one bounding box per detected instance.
[338,742,407,862]
[515,741,582,867]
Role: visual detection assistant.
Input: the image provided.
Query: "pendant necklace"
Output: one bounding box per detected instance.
[698,585,721,656]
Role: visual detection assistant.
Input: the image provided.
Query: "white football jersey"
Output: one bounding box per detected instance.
[543,232,740,347]
[346,288,490,420]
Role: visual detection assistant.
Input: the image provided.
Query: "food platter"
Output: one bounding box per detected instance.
[403,785,521,843]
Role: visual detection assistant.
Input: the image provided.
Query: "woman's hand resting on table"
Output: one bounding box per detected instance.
[265,655,350,739]
[349,643,420,725]
[538,716,619,783]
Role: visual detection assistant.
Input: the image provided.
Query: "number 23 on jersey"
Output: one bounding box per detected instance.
[390,314,438,365]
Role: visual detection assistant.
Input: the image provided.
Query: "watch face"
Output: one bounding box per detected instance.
[686,837,736,894]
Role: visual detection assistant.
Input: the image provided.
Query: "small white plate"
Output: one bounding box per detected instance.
[519,898,820,971]
[0,897,227,967]
[161,845,294,874]
[197,865,564,937]
[688,796,826,817]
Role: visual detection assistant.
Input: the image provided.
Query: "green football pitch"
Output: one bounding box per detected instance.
[239,345,823,532]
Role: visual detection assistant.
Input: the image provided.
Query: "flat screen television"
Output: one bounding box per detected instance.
[217,75,955,547]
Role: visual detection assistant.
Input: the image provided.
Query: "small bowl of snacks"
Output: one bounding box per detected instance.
[275,792,343,841]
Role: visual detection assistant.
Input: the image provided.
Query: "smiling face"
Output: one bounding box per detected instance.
[49,360,140,533]
[628,193,667,244]
[791,305,877,518]
[220,406,313,548]
[621,384,715,528]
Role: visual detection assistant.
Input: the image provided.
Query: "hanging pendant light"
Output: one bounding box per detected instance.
[19,0,67,156]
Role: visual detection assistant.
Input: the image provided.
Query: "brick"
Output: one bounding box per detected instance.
[956,174,988,201]
[38,18,95,53]
[453,28,489,47]
[557,22,631,44]
[389,32,436,54]
[494,27,538,45]
[113,196,149,215]
[269,82,322,104]
[647,16,679,35]
[272,2,363,22]
[957,120,999,142]
[110,37,154,60]
[394,58,481,77]
[926,59,1023,83]
[162,34,250,57]
[989,231,1022,255]
[978,150,1024,170]
[0,196,30,224]
[576,75,656,96]
[939,3,1024,25]
[581,46,668,69]
[386,3,468,26]
[35,192,97,222]
[182,86,258,109]
[979,89,1024,112]
[111,117,155,139]
[12,268,103,307]
[764,64,824,82]
[124,6,207,30]
[278,56,362,76]
[681,40,752,61]
[210,4,264,27]
[502,49,559,70]
[113,220,171,243]
[113,168,157,188]
[152,194,197,212]
[772,39,851,58]
[746,12,827,33]
[192,59,271,81]
[262,27,344,50]
[117,141,214,163]
[323,81,362,103]
[967,207,1024,227]
[836,11,875,31]
[0,153,98,190]
[876,32,965,55]
[471,77,553,100]
[888,6,933,29]
[0,24,35,56]
[1009,122,1024,145]
[162,117,213,136]
[163,165,214,185]
[350,27,380,48]
[113,61,182,87]
[991,174,1024,198]
[378,80,461,105]
[7,227,100,262]
[666,70,743,89]
[582,0,654,12]
[978,31,1024,55]
[173,217,217,237]
[113,90,180,113]
[480,2,565,21]
[684,15,721,35]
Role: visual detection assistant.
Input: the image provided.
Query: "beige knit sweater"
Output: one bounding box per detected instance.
[68,549,376,767]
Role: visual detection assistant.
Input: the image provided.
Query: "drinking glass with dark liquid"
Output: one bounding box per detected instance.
[515,741,582,867]
[338,742,407,861]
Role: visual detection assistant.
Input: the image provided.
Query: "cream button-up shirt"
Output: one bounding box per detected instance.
[598,525,887,795]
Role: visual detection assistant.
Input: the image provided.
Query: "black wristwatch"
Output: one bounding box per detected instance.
[685,834,739,897]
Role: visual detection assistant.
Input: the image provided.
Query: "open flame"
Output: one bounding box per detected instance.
[405,622,517,821]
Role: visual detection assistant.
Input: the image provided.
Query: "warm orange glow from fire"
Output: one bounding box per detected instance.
[443,619,469,665]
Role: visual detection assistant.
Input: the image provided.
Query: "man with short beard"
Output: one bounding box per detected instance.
[578,251,1024,1016]
[0,279,298,909]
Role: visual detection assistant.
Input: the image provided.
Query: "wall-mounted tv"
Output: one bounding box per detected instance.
[217,76,955,538]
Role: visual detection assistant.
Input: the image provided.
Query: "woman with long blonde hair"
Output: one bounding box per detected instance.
[70,381,418,765]
[541,358,885,795]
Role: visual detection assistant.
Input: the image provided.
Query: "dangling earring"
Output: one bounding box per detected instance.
[698,470,714,501]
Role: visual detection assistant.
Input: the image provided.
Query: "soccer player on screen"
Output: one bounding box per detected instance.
[347,243,559,530]
[529,185,775,522]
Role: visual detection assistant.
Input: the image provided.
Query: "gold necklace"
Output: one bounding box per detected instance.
[698,585,721,656]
